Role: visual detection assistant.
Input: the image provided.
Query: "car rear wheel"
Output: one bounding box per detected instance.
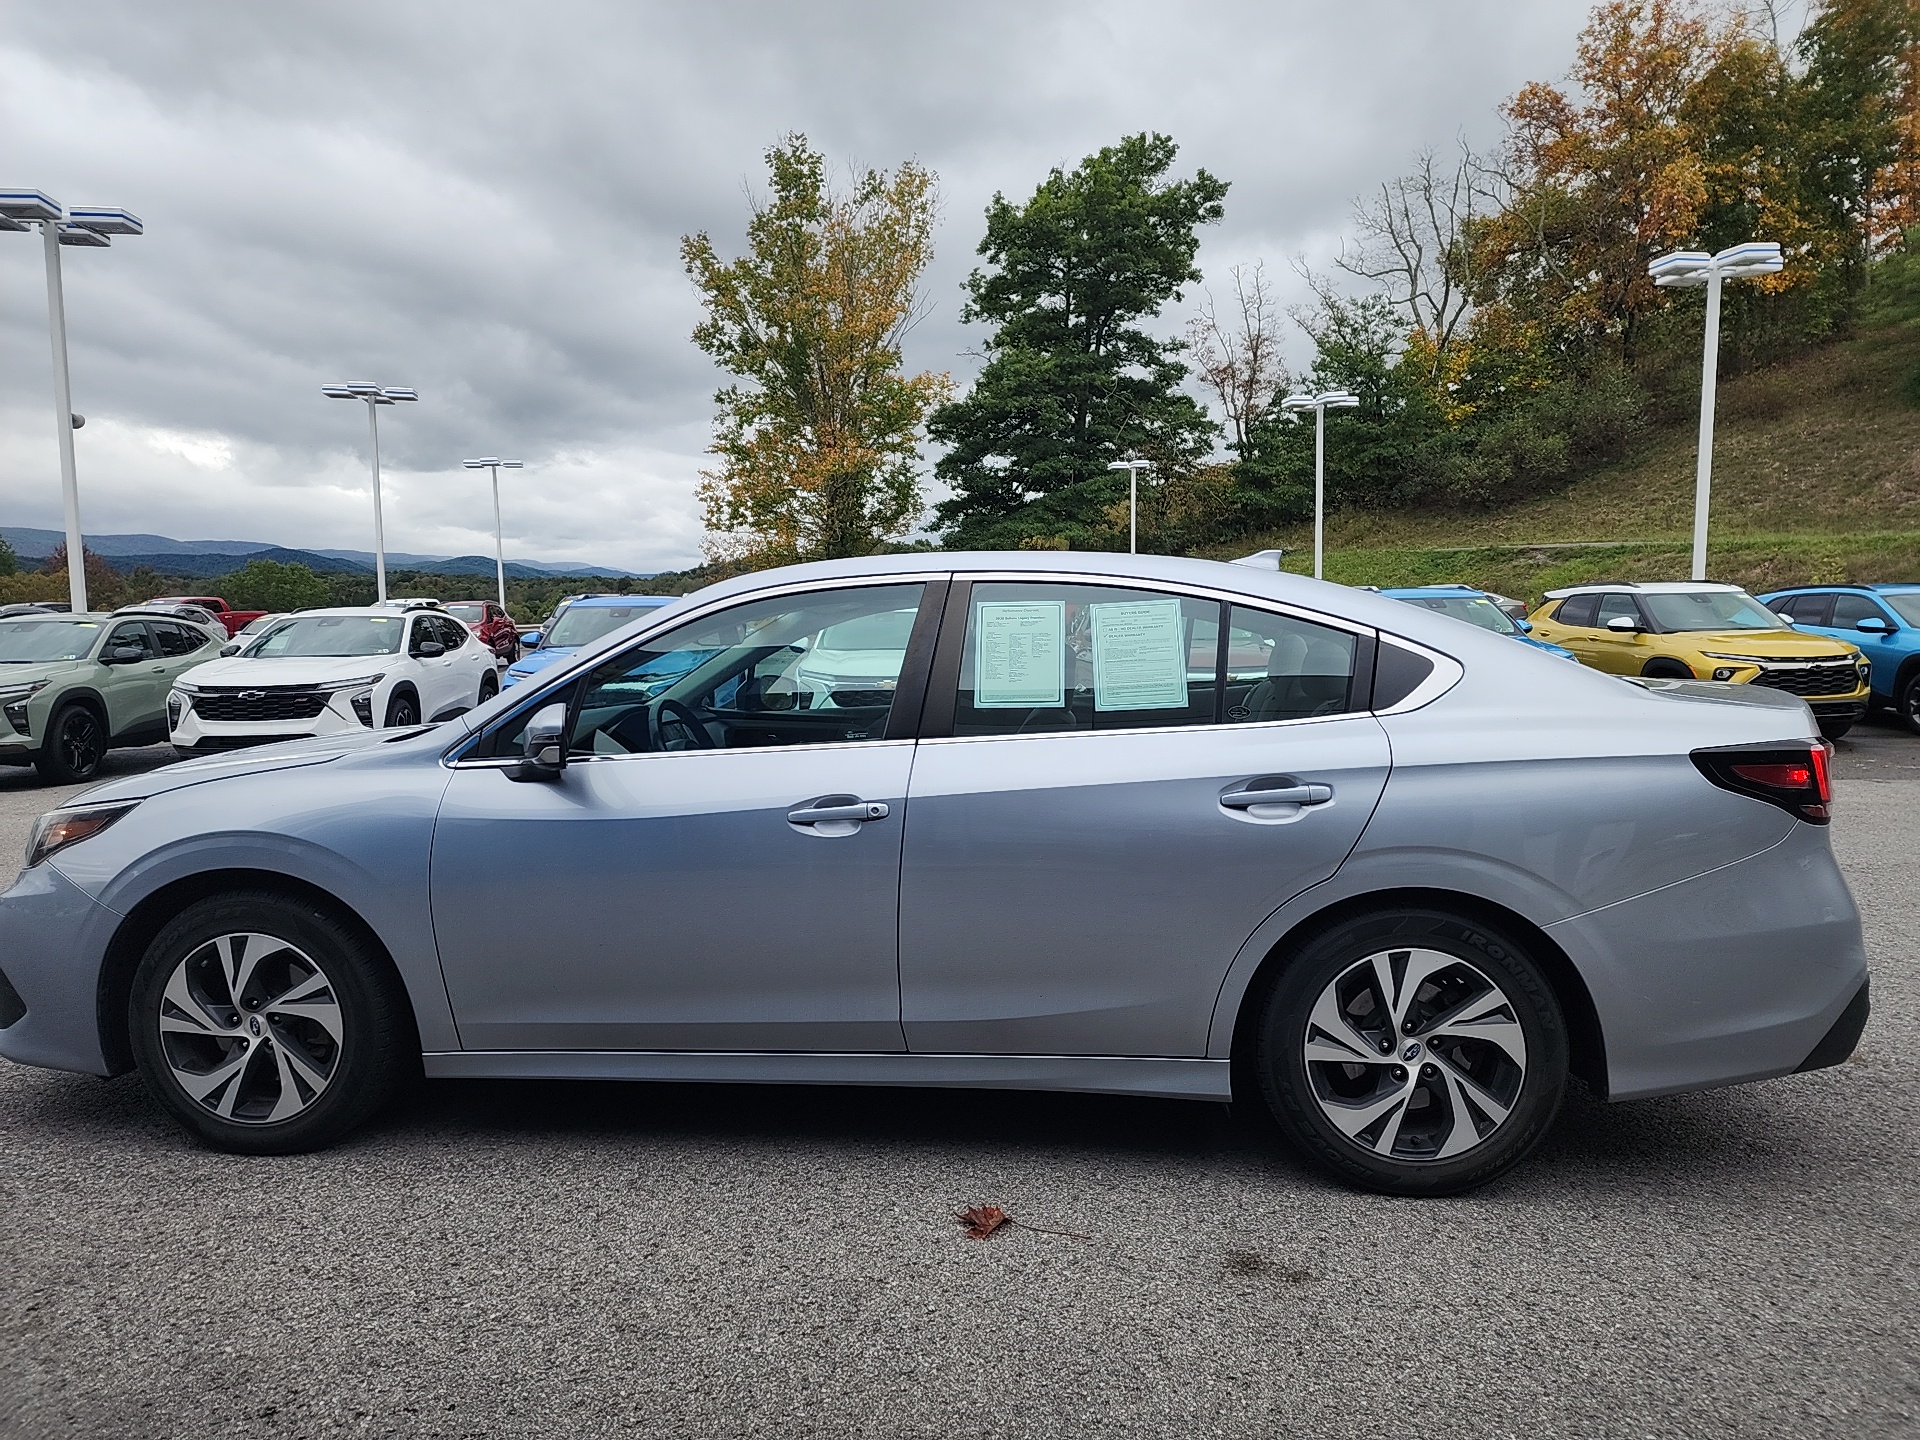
[1258,908,1568,1196]
[1900,673,1920,736]
[383,691,419,728]
[33,701,105,784]
[127,892,411,1154]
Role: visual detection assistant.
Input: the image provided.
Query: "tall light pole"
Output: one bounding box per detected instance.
[461,457,522,609]
[1106,459,1153,554]
[1,190,144,613]
[1649,242,1784,581]
[322,383,418,603]
[1279,390,1359,580]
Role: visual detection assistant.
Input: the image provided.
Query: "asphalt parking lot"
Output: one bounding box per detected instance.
[1,729,1915,1440]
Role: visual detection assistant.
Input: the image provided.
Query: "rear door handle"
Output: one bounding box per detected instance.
[1220,782,1332,809]
[787,799,890,824]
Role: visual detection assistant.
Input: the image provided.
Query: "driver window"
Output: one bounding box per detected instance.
[1595,594,1640,628]
[565,583,926,756]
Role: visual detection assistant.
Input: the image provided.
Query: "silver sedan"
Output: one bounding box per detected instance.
[0,553,1868,1195]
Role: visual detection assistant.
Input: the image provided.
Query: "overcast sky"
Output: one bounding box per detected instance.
[2,0,1602,573]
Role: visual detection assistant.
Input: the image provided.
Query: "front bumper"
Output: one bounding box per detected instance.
[0,861,121,1076]
[1809,699,1869,722]
[169,688,373,753]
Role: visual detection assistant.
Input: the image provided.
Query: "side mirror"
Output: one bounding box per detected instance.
[1515,618,1534,633]
[105,644,146,665]
[1605,614,1642,633]
[1856,616,1892,633]
[1773,612,1797,627]
[220,642,242,657]
[509,703,569,782]
[521,631,542,649]
[414,640,446,658]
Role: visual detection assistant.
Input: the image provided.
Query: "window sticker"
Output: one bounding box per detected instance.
[1090,598,1188,712]
[974,601,1065,707]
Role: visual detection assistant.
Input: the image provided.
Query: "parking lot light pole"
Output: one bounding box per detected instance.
[1649,242,1784,581]
[1279,390,1359,579]
[461,457,522,609]
[1,190,144,613]
[322,383,418,603]
[1106,460,1153,554]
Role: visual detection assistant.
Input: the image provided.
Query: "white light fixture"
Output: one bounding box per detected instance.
[323,383,420,602]
[1278,390,1359,580]
[1649,241,1784,580]
[462,457,524,609]
[0,189,144,612]
[1106,459,1154,554]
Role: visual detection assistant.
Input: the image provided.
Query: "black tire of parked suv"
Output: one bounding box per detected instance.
[478,672,499,704]
[1640,658,1695,679]
[33,700,106,784]
[383,691,420,728]
[1818,719,1854,741]
[1901,672,1920,736]
[128,891,411,1155]
[1257,907,1569,1197]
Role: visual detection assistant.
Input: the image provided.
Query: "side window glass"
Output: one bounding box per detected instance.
[565,583,926,755]
[1594,594,1640,627]
[152,622,202,657]
[1225,605,1360,723]
[1555,595,1598,628]
[952,583,1219,738]
[1830,594,1884,627]
[1788,594,1833,624]
[107,623,154,658]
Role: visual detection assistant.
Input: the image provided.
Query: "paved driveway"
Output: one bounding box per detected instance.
[1,731,1915,1438]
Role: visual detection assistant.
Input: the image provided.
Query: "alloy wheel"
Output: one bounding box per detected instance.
[156,932,343,1124]
[58,709,102,775]
[1301,946,1528,1162]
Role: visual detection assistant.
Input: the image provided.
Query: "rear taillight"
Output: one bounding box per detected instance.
[1692,743,1832,823]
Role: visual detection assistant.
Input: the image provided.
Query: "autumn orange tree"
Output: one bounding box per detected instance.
[681,136,950,565]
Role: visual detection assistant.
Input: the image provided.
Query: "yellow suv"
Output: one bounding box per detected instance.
[1528,582,1872,740]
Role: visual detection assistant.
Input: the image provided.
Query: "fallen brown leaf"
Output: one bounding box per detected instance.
[957,1204,1009,1239]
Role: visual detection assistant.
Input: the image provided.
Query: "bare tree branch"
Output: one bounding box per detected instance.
[1186,260,1289,453]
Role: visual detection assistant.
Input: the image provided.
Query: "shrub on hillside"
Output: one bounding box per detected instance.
[223,559,330,613]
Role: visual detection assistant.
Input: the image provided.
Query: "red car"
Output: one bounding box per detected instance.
[444,600,520,662]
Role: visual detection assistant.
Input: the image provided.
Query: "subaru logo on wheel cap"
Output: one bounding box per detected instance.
[1402,1040,1422,1061]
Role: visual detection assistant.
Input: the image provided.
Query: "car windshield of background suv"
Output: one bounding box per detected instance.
[1880,593,1920,626]
[1641,593,1782,631]
[1398,596,1518,635]
[0,619,102,662]
[244,615,405,658]
[544,604,655,649]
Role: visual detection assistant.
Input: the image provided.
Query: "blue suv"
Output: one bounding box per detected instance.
[1759,584,1920,733]
[501,595,679,689]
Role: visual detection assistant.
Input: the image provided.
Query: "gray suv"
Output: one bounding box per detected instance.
[0,554,1868,1195]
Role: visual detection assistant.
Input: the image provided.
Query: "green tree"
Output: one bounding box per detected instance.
[682,135,950,566]
[222,558,330,612]
[929,134,1228,548]
[0,535,16,577]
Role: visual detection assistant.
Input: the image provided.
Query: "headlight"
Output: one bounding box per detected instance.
[350,689,375,727]
[318,673,386,692]
[1,680,46,733]
[1699,653,1770,665]
[172,680,202,695]
[1859,662,1873,683]
[26,802,138,869]
[167,691,188,729]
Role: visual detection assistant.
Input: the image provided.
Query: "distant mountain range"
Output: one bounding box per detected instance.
[0,527,648,580]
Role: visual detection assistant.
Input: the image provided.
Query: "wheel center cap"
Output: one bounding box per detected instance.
[247,1015,263,1038]
[1402,1040,1422,1062]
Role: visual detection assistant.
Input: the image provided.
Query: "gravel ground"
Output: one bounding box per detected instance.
[0,729,1915,1439]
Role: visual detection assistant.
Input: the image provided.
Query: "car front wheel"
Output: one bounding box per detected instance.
[34,701,105,784]
[128,892,410,1154]
[1258,908,1568,1196]
[1900,673,1920,736]
[383,691,419,728]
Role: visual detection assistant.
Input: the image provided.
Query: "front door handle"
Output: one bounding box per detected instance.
[1220,781,1332,809]
[787,798,890,825]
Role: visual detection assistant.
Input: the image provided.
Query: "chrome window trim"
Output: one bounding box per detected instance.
[444,571,951,767]
[961,569,1376,641]
[920,709,1379,747]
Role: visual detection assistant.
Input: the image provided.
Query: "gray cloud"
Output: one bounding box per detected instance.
[2,0,1595,571]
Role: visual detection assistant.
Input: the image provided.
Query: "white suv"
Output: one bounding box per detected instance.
[168,602,498,755]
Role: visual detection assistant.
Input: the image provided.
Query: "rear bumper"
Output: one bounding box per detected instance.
[1795,978,1869,1072]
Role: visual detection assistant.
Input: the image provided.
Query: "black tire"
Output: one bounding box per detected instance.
[33,700,106,784]
[1900,672,1920,737]
[383,690,419,728]
[1257,908,1568,1196]
[1818,719,1854,741]
[127,890,411,1155]
[1641,658,1694,679]
[478,672,499,704]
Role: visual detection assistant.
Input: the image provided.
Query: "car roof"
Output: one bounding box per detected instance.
[267,606,426,619]
[568,594,676,607]
[1542,581,1746,598]
[0,610,111,623]
[1377,585,1489,599]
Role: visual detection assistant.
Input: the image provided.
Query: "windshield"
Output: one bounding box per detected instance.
[1392,595,1517,635]
[1642,591,1784,632]
[546,604,655,649]
[816,608,918,651]
[0,619,100,663]
[246,615,405,657]
[1883,593,1920,627]
[443,604,486,623]
[237,614,281,635]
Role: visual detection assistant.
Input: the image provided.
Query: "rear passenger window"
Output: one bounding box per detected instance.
[1554,595,1598,627]
[152,622,206,657]
[1225,606,1361,722]
[953,583,1220,737]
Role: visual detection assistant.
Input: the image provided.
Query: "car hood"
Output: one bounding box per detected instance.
[504,646,577,682]
[0,659,84,689]
[1680,630,1860,659]
[178,655,400,688]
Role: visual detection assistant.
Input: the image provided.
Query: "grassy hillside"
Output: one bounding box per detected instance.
[1201,262,1920,602]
